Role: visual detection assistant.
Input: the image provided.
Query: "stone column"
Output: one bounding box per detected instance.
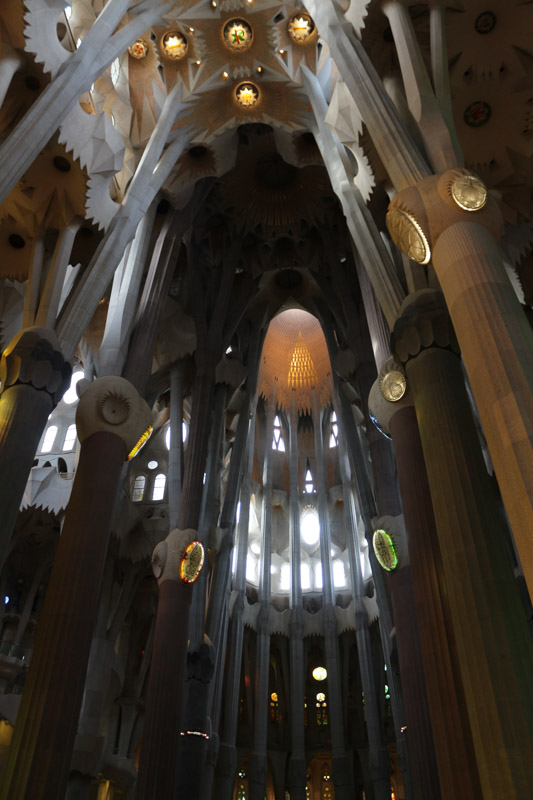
[386,171,533,600]
[0,376,151,800]
[0,327,71,566]
[333,421,391,800]
[383,400,482,799]
[392,292,533,800]
[168,362,184,530]
[214,398,258,800]
[248,400,275,800]
[287,397,307,800]
[311,394,353,800]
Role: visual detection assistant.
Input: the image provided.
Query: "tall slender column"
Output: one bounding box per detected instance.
[0,377,151,800]
[168,362,184,530]
[302,0,431,190]
[215,404,257,800]
[311,393,353,800]
[393,292,533,799]
[248,400,275,800]
[382,0,462,171]
[287,396,307,800]
[0,328,71,566]
[385,402,482,799]
[328,397,390,800]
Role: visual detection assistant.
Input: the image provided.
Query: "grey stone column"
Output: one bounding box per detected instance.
[248,400,276,800]
[287,396,307,800]
[214,409,257,800]
[0,328,71,567]
[168,362,184,530]
[311,393,353,800]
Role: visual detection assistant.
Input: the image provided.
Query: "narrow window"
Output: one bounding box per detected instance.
[329,410,339,448]
[301,562,311,590]
[41,426,58,453]
[132,475,145,502]
[280,562,290,591]
[303,465,315,494]
[316,693,328,726]
[301,508,320,546]
[152,473,166,501]
[272,415,285,451]
[333,559,346,588]
[62,424,77,451]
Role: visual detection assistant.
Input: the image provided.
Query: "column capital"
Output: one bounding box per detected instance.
[392,289,459,365]
[75,375,152,455]
[368,355,413,437]
[0,327,71,407]
[386,168,502,265]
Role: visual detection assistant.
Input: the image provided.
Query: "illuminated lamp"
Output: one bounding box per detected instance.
[287,13,316,44]
[312,666,327,681]
[128,39,148,59]
[161,31,188,60]
[235,82,260,108]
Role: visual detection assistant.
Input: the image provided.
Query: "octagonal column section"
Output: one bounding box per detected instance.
[0,376,151,800]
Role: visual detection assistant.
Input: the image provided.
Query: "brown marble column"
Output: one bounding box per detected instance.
[0,328,70,565]
[393,293,533,800]
[0,377,151,800]
[388,404,482,800]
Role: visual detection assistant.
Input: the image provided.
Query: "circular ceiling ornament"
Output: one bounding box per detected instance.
[312,666,327,681]
[223,18,253,52]
[180,541,205,583]
[474,11,496,34]
[235,82,260,109]
[451,173,488,211]
[128,39,148,59]
[161,31,188,60]
[380,370,407,402]
[373,529,399,572]
[464,100,491,127]
[287,13,316,44]
[386,208,431,265]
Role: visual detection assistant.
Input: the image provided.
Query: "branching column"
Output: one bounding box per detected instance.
[0,376,151,800]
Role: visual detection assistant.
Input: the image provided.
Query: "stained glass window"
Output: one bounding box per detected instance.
[132,475,145,502]
[272,415,285,451]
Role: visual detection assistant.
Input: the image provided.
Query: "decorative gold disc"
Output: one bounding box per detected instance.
[180,541,205,583]
[451,174,488,211]
[373,529,398,572]
[380,370,407,402]
[386,208,431,265]
[128,39,148,59]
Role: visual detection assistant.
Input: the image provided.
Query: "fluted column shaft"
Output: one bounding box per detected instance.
[388,405,482,799]
[395,300,533,798]
[168,362,184,530]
